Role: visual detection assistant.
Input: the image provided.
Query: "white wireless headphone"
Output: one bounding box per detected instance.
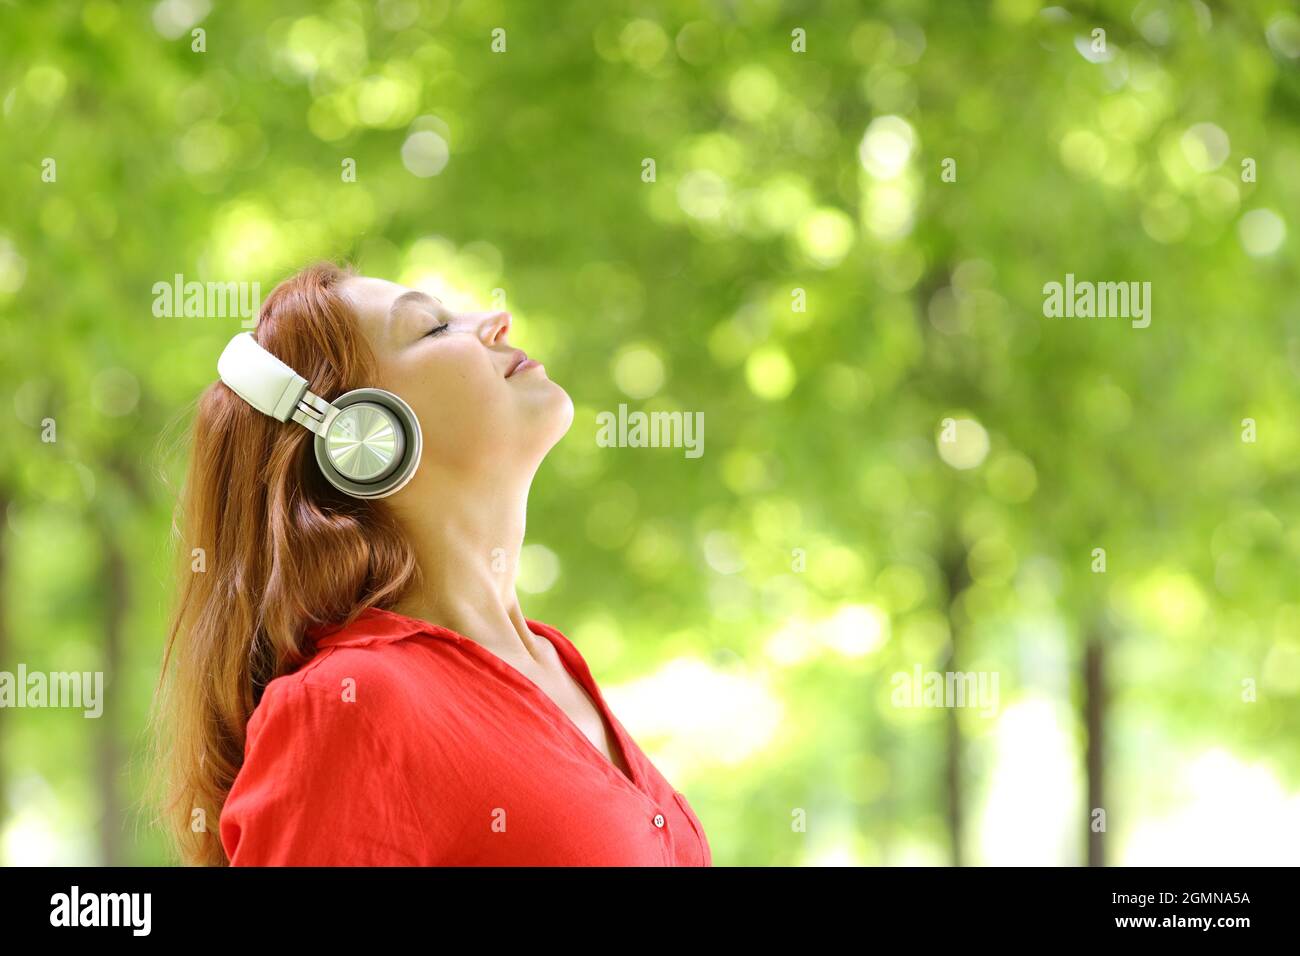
[216,331,422,499]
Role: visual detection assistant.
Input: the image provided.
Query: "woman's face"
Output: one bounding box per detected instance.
[338,275,573,481]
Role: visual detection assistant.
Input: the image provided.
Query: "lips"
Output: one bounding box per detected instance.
[505,349,529,378]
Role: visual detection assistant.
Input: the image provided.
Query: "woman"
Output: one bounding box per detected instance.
[149,261,712,866]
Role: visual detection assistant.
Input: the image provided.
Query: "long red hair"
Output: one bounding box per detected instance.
[146,261,418,865]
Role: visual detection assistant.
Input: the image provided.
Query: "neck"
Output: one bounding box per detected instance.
[387,468,540,663]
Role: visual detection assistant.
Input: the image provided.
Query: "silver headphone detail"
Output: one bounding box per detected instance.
[217,331,422,499]
[310,387,422,498]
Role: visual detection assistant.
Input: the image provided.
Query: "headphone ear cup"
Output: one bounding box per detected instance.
[313,388,422,499]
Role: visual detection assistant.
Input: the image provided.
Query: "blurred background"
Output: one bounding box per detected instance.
[1,0,1298,866]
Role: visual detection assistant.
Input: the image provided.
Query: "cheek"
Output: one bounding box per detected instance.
[387,347,508,436]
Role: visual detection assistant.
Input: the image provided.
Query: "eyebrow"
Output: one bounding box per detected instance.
[388,290,443,315]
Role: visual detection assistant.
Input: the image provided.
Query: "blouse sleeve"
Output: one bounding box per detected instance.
[220,676,429,866]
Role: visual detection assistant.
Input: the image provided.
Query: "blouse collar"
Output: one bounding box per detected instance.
[306,605,558,650]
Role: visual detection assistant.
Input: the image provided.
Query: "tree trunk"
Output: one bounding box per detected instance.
[941,540,968,867]
[1085,627,1106,867]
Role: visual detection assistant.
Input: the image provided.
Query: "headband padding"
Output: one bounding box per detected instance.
[216,332,309,422]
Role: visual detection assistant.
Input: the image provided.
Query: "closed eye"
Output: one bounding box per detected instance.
[425,323,450,338]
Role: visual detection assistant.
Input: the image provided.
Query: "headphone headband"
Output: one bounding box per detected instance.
[216,331,309,422]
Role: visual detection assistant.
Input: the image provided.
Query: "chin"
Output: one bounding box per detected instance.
[543,387,576,442]
[500,371,571,454]
[520,386,572,455]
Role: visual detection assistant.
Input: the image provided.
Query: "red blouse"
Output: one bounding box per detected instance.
[219,606,712,866]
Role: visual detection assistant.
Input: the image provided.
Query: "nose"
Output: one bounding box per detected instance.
[479,310,511,344]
